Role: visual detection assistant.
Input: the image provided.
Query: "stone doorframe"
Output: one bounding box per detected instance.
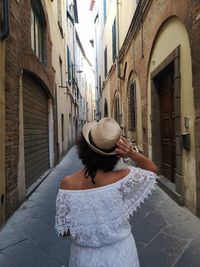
[150,45,184,204]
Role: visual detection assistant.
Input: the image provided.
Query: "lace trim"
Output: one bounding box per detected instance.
[55,167,157,238]
[118,171,156,219]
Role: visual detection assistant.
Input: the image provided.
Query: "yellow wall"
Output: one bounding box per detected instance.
[45,0,70,155]
[118,0,136,49]
[103,0,116,73]
[97,0,137,112]
[102,0,137,78]
[147,17,196,211]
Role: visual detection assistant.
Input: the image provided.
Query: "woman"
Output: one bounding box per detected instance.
[55,117,158,267]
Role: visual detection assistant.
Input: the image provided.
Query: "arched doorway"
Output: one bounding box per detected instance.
[148,17,195,209]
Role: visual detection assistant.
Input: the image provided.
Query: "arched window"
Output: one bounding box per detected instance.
[128,82,136,130]
[104,99,108,117]
[31,0,45,62]
[114,96,120,123]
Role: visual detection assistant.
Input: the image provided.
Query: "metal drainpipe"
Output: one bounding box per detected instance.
[0,0,9,40]
[94,17,100,120]
[72,11,77,139]
[116,0,121,124]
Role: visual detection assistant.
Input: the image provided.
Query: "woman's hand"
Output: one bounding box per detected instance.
[116,137,159,174]
[115,138,135,158]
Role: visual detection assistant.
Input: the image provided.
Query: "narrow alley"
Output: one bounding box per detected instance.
[0,147,200,267]
[1,0,200,266]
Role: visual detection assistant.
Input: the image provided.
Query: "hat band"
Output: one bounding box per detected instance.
[89,131,117,153]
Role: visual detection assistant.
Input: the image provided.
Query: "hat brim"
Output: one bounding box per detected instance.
[82,122,118,156]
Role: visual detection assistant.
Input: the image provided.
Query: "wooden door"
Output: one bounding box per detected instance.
[158,67,176,182]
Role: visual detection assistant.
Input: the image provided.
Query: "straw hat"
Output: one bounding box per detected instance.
[82,117,121,156]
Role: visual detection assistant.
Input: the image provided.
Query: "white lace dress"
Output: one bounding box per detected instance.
[55,166,157,267]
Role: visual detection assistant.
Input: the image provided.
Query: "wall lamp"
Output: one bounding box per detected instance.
[0,0,9,40]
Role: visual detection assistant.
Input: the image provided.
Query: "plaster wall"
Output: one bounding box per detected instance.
[45,0,70,156]
[118,0,137,49]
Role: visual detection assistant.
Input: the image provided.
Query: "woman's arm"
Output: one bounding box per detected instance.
[116,138,159,174]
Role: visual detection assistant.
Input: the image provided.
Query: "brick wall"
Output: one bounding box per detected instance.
[5,0,20,216]
[189,1,200,215]
[112,0,200,213]
[104,0,191,150]
[5,0,56,218]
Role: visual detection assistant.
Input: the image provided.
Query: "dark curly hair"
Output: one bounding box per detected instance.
[76,133,120,184]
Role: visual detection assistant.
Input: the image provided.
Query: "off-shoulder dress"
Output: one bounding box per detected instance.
[55,166,157,267]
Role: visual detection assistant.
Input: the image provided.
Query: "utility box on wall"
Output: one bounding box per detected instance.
[182,133,190,151]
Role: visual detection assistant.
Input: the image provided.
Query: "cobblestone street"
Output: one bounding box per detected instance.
[0,147,200,267]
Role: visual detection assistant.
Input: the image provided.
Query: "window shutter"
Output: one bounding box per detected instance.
[112,18,116,62]
[104,47,107,78]
[67,46,71,81]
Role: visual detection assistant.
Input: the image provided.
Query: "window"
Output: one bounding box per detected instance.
[103,0,107,23]
[104,99,108,117]
[98,75,101,96]
[59,56,63,86]
[31,1,44,62]
[114,96,120,123]
[57,0,63,37]
[61,114,64,142]
[71,61,74,82]
[112,18,117,62]
[57,0,62,25]
[128,82,136,130]
[0,2,2,31]
[67,46,71,82]
[104,47,107,78]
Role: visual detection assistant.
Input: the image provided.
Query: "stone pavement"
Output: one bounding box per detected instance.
[0,146,200,267]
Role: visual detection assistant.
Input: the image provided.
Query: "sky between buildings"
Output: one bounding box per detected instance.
[76,0,95,65]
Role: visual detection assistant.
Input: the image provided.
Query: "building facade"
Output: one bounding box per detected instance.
[0,0,95,225]
[47,0,71,161]
[75,32,95,133]
[0,0,57,223]
[92,0,200,216]
[0,0,7,223]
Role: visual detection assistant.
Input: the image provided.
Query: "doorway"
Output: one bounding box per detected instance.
[151,46,183,203]
[155,64,176,182]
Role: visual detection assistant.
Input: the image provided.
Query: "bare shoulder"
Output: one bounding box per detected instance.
[60,175,76,190]
[60,169,84,190]
[60,176,70,190]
